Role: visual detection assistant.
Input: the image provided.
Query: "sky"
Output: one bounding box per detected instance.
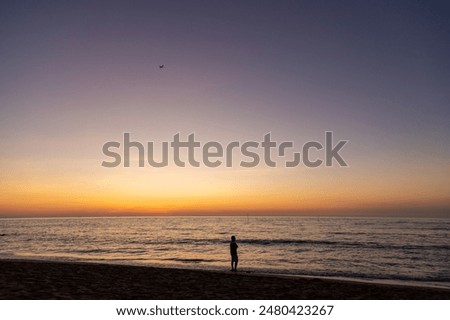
[0,0,449,217]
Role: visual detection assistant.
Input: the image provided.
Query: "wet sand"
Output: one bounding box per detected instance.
[0,259,449,299]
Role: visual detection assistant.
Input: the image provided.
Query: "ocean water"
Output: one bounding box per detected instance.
[0,216,449,288]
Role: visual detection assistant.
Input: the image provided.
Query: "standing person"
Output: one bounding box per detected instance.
[230,235,238,271]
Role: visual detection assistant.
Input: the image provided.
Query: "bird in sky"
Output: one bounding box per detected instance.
[159,64,164,69]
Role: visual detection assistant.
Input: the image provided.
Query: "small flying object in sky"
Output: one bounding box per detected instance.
[159,64,164,69]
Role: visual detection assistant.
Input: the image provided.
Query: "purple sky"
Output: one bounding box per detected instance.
[1,1,449,216]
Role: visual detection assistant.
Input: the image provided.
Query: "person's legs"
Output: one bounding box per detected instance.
[231,255,238,271]
[232,256,238,271]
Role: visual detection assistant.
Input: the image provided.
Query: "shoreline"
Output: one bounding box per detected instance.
[2,256,449,291]
[1,258,449,299]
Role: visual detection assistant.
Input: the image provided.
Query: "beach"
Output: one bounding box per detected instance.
[2,216,449,286]
[0,259,449,299]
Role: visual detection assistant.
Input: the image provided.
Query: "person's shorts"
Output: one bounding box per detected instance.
[231,254,238,262]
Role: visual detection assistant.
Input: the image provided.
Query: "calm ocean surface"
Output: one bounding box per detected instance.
[0,216,449,288]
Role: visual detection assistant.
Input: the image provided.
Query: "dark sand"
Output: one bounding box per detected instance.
[0,259,449,299]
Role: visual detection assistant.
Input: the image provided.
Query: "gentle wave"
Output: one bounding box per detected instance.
[1,216,449,286]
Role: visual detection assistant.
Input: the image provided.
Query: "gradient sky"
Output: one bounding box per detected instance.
[1,0,449,217]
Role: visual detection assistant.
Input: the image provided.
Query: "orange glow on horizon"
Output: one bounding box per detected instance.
[1,161,449,217]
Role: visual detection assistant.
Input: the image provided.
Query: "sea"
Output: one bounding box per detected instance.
[0,216,449,289]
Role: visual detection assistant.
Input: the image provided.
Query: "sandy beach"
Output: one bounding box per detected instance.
[0,259,449,299]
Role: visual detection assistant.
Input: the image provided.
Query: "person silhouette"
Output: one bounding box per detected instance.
[230,235,238,271]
